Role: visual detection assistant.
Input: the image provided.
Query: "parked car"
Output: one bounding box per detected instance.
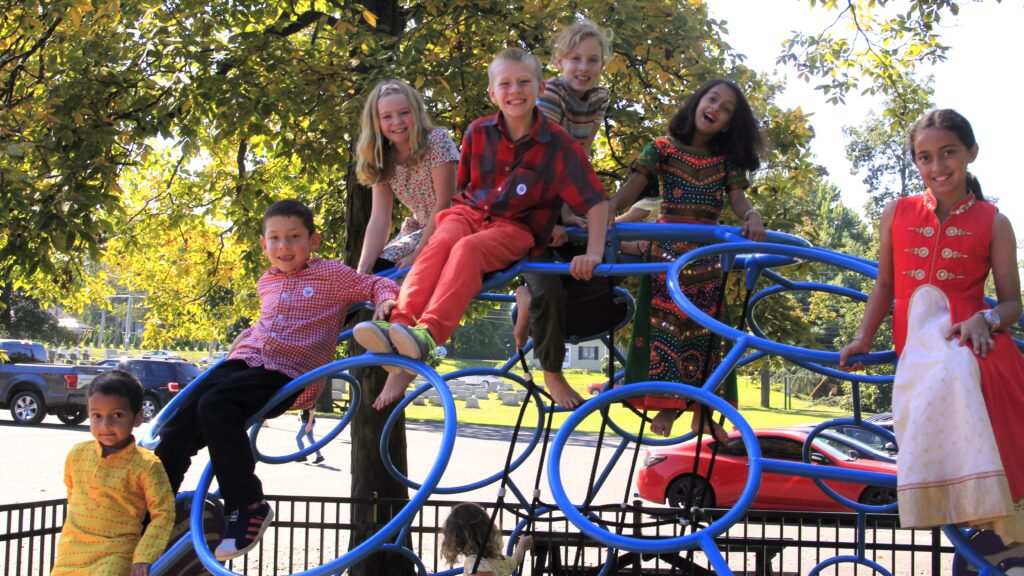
[0,339,104,425]
[141,350,184,360]
[197,351,228,366]
[112,358,201,421]
[637,427,897,513]
[792,423,898,461]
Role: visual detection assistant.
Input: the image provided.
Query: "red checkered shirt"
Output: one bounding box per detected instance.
[453,109,607,254]
[231,258,398,408]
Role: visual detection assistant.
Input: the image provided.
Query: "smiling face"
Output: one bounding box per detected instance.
[693,83,737,142]
[89,392,142,451]
[376,92,415,151]
[556,37,604,95]
[912,126,978,199]
[260,215,321,274]
[488,60,542,124]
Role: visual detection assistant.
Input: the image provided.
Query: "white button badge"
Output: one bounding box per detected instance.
[303,286,314,298]
[515,183,527,195]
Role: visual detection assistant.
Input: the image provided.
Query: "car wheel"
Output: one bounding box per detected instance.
[56,406,88,425]
[859,485,897,507]
[141,394,162,422]
[11,390,46,425]
[666,474,716,508]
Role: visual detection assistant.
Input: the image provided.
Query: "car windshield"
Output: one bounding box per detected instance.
[176,363,201,381]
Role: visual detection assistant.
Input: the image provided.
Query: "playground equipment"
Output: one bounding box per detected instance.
[142,222,1017,576]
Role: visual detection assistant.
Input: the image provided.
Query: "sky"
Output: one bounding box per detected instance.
[706,0,1024,232]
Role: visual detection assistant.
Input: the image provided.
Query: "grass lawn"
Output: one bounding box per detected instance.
[382,359,851,435]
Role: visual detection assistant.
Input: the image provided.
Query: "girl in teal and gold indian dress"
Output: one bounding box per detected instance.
[613,79,765,439]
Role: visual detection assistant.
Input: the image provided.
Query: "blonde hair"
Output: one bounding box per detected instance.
[487,47,544,86]
[355,80,435,186]
[551,19,612,66]
[440,503,503,565]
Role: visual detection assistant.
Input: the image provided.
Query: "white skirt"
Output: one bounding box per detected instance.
[893,285,1014,529]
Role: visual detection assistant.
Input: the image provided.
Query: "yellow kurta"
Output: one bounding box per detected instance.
[52,439,175,575]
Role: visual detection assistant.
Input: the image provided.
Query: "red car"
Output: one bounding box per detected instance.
[637,427,897,512]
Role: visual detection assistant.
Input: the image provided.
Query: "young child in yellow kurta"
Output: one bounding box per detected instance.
[53,369,175,576]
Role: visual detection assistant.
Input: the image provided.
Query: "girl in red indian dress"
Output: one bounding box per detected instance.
[840,109,1024,548]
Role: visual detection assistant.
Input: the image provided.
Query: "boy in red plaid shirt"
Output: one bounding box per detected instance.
[155,199,398,561]
[355,48,608,409]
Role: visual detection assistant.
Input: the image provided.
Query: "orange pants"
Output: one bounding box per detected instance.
[391,204,534,345]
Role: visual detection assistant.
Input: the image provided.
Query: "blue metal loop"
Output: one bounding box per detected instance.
[248,365,362,464]
[800,420,898,514]
[807,555,894,576]
[548,382,760,555]
[178,354,457,575]
[668,242,896,367]
[380,368,545,495]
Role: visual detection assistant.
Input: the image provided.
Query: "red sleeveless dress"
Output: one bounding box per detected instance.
[891,192,1024,540]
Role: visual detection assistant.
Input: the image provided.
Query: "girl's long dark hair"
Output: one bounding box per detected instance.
[909,108,984,200]
[667,78,764,172]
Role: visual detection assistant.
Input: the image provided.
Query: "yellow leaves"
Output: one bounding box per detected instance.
[688,0,703,6]
[361,10,378,28]
[334,19,354,34]
[72,111,85,125]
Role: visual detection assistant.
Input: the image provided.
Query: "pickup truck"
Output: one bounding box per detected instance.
[0,339,105,425]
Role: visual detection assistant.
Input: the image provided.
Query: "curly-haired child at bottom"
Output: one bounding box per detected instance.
[441,503,533,576]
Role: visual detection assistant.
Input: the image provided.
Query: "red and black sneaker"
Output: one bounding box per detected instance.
[214,501,274,561]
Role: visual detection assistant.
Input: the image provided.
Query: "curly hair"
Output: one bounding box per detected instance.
[355,79,435,186]
[440,503,503,566]
[667,78,764,172]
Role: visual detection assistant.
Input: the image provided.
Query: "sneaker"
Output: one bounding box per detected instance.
[214,501,274,561]
[312,455,326,464]
[353,321,407,375]
[295,455,307,462]
[353,320,393,354]
[389,324,436,362]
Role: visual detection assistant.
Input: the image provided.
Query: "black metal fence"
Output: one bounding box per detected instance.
[1,495,955,575]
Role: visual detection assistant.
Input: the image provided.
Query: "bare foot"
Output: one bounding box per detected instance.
[690,407,730,443]
[373,372,415,411]
[650,409,679,437]
[543,371,584,408]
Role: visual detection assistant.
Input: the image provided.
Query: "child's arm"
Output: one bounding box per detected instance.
[569,200,608,281]
[401,160,456,268]
[511,534,534,569]
[340,263,401,318]
[306,408,315,433]
[610,172,649,219]
[133,459,176,568]
[357,184,396,274]
[727,187,765,242]
[944,212,1022,357]
[615,205,652,224]
[560,202,587,230]
[839,201,897,369]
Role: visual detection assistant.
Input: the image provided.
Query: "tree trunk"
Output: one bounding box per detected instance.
[759,362,771,409]
[342,0,413,561]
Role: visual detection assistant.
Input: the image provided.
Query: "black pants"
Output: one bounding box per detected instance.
[522,244,622,372]
[154,360,295,512]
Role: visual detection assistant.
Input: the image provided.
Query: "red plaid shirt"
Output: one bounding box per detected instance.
[454,109,607,254]
[231,258,398,407]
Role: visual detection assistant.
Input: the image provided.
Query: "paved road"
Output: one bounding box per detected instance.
[0,410,951,575]
[0,409,638,506]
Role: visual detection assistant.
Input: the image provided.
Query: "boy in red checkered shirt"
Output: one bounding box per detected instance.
[354,47,608,409]
[155,199,398,561]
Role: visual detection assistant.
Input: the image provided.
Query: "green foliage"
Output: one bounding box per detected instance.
[779,0,985,103]
[844,76,933,221]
